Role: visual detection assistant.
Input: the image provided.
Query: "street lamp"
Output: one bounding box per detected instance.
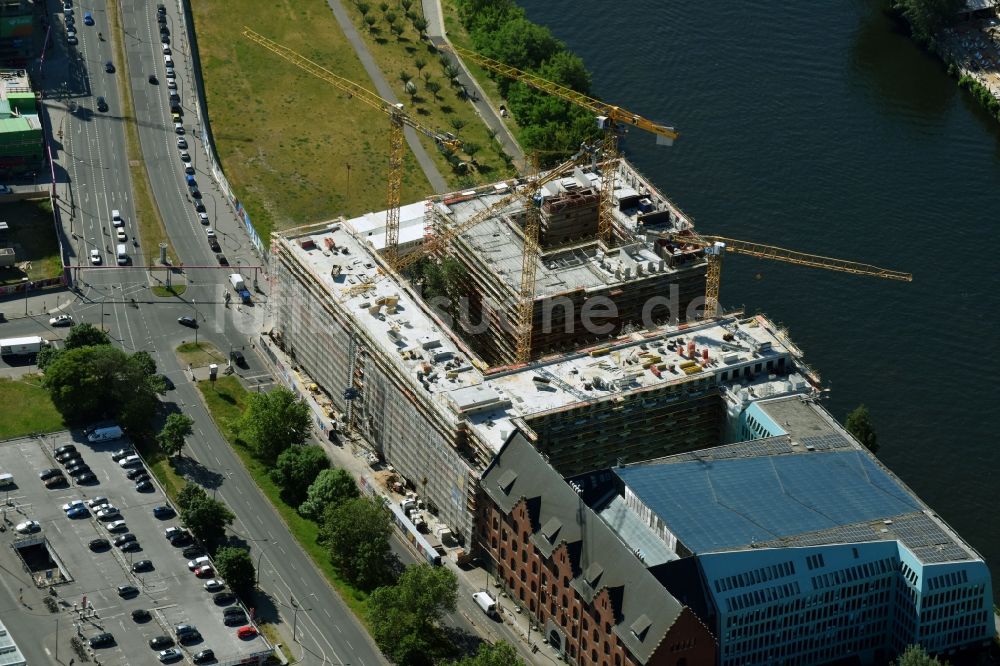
[21,277,29,314]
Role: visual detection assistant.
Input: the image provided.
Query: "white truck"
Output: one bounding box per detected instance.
[0,336,48,356]
[228,273,251,304]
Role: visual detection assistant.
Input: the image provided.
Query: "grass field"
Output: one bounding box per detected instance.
[195,377,372,622]
[339,2,517,184]
[0,375,64,439]
[176,341,226,368]
[151,285,187,297]
[0,200,64,286]
[191,0,432,242]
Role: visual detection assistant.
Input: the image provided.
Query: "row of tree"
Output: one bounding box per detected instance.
[453,0,598,162]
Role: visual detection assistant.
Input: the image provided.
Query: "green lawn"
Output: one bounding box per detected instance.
[191,0,432,242]
[195,377,372,621]
[176,341,226,368]
[0,201,64,286]
[151,285,187,297]
[339,2,517,186]
[0,375,64,439]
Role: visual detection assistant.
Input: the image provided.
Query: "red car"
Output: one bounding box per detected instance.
[194,564,214,578]
[236,626,257,640]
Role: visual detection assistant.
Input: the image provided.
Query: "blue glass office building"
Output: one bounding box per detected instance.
[611,396,994,665]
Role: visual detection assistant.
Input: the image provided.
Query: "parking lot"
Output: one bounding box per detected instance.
[0,431,269,664]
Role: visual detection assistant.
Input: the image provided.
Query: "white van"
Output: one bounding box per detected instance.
[88,425,124,443]
[116,243,128,265]
[0,473,14,488]
[472,591,498,618]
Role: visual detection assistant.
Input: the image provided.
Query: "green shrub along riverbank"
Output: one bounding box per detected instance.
[884,0,1000,123]
[453,0,598,163]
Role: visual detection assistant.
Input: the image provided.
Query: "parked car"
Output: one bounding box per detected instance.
[113,533,136,547]
[176,137,187,149]
[66,505,89,518]
[132,608,151,622]
[55,451,77,463]
[136,479,154,492]
[213,591,235,605]
[117,585,138,597]
[165,527,186,541]
[44,475,67,488]
[153,505,175,518]
[96,506,120,520]
[111,448,134,462]
[106,520,127,532]
[76,471,97,484]
[236,626,257,639]
[54,444,76,456]
[88,632,114,648]
[192,649,215,664]
[88,496,109,508]
[203,579,224,592]
[120,540,141,552]
[89,538,110,551]
[183,545,206,558]
[208,238,220,252]
[188,556,210,570]
[15,520,40,534]
[149,635,175,649]
[119,455,142,468]
[216,253,229,266]
[39,468,62,481]
[126,467,148,480]
[158,648,182,663]
[223,610,246,625]
[132,559,154,573]
[67,464,92,478]
[230,350,246,367]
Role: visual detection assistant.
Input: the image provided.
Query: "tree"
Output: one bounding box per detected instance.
[404,79,417,100]
[214,546,256,600]
[846,404,879,455]
[64,323,110,349]
[385,10,397,24]
[450,118,466,133]
[177,483,234,548]
[892,0,962,46]
[319,496,392,589]
[399,70,413,85]
[447,642,524,666]
[368,564,458,665]
[42,345,160,431]
[299,468,359,519]
[270,444,330,507]
[391,22,405,40]
[37,345,62,371]
[235,387,311,463]
[425,80,441,99]
[356,1,370,17]
[157,413,194,457]
[893,644,949,666]
[365,14,377,32]
[414,56,426,75]
[400,0,412,11]
[412,15,428,37]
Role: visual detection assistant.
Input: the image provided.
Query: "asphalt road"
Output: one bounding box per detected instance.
[9,0,530,663]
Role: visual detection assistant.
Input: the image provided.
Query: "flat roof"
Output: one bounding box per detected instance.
[615,397,981,564]
[0,618,26,666]
[280,216,807,454]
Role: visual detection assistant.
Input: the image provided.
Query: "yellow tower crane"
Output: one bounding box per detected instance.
[667,232,913,318]
[440,43,679,250]
[242,28,460,266]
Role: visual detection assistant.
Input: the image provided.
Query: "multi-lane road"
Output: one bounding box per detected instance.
[9,0,537,663]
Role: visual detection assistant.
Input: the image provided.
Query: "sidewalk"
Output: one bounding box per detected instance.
[250,332,563,664]
[421,0,526,173]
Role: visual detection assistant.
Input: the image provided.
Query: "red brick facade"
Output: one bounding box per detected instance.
[477,498,716,666]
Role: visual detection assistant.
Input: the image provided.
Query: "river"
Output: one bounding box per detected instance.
[516,0,1000,597]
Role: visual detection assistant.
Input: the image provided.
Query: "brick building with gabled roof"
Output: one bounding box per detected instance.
[477,431,716,666]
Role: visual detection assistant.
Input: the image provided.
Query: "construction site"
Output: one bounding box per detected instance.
[251,28,914,545]
[272,152,853,541]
